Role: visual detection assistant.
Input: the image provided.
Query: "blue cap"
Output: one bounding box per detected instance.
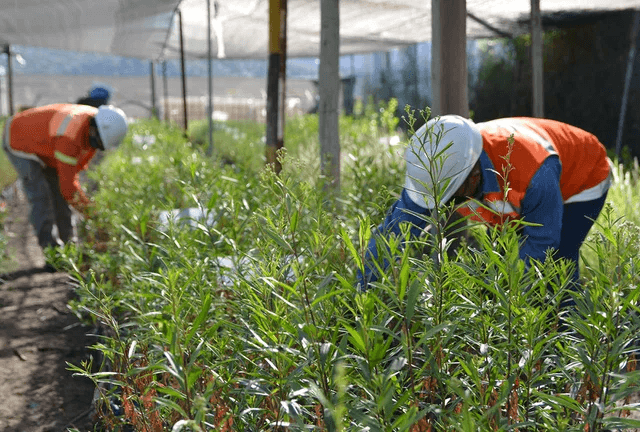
[90,86,110,101]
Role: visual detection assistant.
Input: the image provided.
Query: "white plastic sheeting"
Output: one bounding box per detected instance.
[213,254,303,287]
[2,0,640,61]
[154,208,303,287]
[0,0,179,60]
[157,207,217,231]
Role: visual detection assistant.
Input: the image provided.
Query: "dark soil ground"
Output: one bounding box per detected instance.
[0,183,97,432]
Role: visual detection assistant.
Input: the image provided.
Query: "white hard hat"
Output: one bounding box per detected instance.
[404,115,483,209]
[95,105,128,150]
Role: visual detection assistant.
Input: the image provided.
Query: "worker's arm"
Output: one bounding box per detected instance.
[54,138,91,214]
[519,155,563,264]
[357,189,430,291]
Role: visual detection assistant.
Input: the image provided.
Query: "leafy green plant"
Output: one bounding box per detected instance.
[607,158,640,226]
[0,115,16,271]
[58,104,640,431]
[189,119,267,173]
[0,117,17,192]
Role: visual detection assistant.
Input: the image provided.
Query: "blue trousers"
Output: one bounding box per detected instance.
[3,145,74,250]
[555,193,608,310]
[557,193,608,283]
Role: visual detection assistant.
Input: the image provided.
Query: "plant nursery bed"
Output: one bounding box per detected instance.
[0,184,96,432]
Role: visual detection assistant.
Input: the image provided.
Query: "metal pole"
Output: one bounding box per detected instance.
[206,0,214,156]
[266,0,284,173]
[4,45,14,116]
[178,8,189,132]
[150,61,157,119]
[162,60,169,122]
[616,10,640,158]
[384,50,391,101]
[0,68,3,117]
[413,44,419,108]
[531,0,544,117]
[279,0,287,161]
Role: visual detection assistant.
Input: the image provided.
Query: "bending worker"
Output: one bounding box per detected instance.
[358,115,612,292]
[2,103,128,252]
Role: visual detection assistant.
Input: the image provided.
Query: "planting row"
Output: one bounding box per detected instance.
[55,109,640,431]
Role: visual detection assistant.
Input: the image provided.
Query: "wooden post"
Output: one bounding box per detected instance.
[431,0,468,117]
[531,0,544,117]
[266,0,286,173]
[319,0,340,191]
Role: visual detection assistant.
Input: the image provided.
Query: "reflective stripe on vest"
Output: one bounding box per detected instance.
[487,119,557,155]
[55,106,87,136]
[54,150,78,166]
[458,192,520,226]
[565,165,612,204]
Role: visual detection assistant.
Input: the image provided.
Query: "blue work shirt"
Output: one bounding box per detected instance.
[357,151,563,289]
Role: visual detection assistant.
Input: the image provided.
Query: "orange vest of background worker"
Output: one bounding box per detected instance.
[2,103,128,258]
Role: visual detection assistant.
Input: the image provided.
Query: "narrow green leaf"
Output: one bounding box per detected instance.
[185,293,212,346]
[155,396,189,417]
[405,278,421,322]
[156,385,187,400]
[290,209,299,233]
[531,389,584,412]
[187,367,203,388]
[343,324,366,353]
[263,227,294,253]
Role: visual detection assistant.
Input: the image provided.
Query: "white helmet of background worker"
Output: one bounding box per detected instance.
[404,115,483,209]
[94,105,128,150]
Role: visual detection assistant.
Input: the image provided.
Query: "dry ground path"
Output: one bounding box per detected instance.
[0,184,96,432]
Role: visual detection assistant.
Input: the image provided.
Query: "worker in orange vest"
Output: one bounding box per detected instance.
[358,115,612,305]
[2,103,128,256]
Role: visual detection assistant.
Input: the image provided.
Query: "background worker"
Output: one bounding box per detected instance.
[358,115,612,299]
[2,103,128,255]
[76,84,111,108]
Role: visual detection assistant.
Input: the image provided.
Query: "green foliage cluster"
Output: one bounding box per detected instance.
[0,117,15,269]
[470,12,640,158]
[55,105,640,431]
[0,117,18,191]
[188,119,267,172]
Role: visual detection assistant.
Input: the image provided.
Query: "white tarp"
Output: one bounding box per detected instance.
[0,0,179,60]
[1,0,640,61]
[157,207,217,231]
[213,254,304,287]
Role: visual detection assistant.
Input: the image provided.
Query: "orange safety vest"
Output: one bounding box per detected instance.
[457,117,611,226]
[4,103,98,208]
